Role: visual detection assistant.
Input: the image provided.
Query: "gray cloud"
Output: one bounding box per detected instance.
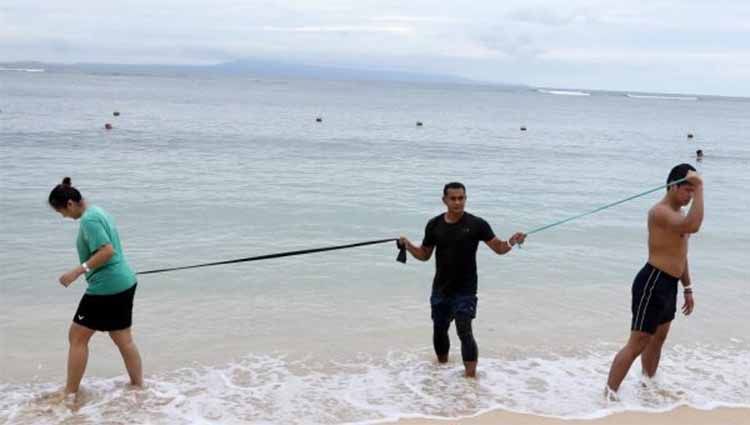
[1,0,748,95]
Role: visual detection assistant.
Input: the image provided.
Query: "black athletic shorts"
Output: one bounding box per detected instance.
[73,283,137,331]
[631,264,678,334]
[430,293,478,323]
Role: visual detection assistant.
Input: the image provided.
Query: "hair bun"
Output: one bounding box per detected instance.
[62,177,72,186]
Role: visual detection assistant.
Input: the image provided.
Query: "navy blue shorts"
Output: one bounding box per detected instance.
[430,294,477,323]
[631,264,678,334]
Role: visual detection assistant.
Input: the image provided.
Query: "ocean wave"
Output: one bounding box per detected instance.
[626,94,698,101]
[0,67,45,73]
[537,89,590,96]
[2,344,748,425]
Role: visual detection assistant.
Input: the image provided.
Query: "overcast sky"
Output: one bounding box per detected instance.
[2,0,749,95]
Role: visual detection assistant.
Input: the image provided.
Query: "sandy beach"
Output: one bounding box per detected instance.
[395,406,748,425]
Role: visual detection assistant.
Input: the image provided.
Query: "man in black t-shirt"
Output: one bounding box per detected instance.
[399,182,526,377]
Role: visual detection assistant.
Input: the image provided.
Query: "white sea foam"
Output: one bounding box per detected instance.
[2,345,747,425]
[626,94,698,101]
[537,89,590,96]
[0,67,45,73]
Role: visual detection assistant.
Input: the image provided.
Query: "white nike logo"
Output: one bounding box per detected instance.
[77,315,85,320]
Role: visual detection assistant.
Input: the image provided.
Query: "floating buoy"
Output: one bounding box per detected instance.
[113,111,120,116]
[687,133,694,139]
[520,126,527,131]
[316,117,322,123]
[104,123,113,130]
[416,121,423,127]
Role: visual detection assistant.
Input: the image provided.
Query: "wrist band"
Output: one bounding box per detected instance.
[82,262,91,273]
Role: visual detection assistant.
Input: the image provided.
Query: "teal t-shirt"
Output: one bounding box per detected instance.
[76,205,136,295]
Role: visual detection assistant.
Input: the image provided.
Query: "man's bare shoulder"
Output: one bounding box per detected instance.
[649,203,678,227]
[650,202,676,217]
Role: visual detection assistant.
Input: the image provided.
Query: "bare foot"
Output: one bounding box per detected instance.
[604,386,620,402]
[35,389,67,405]
[125,382,145,391]
[63,388,89,412]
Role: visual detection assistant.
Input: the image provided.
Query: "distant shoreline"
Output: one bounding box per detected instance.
[3,60,747,101]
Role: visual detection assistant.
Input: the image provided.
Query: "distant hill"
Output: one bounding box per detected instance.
[0,59,496,85]
[214,59,473,83]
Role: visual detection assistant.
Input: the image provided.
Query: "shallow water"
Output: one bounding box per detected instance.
[1,71,748,424]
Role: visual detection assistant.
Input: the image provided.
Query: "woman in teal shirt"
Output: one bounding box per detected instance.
[49,177,143,398]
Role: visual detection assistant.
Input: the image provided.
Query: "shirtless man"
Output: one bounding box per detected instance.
[605,164,702,396]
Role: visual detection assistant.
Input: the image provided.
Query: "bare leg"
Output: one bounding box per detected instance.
[65,323,96,395]
[463,361,477,378]
[109,328,143,387]
[606,331,652,393]
[641,321,671,378]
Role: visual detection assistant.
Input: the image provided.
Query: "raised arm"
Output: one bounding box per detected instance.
[651,171,704,234]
